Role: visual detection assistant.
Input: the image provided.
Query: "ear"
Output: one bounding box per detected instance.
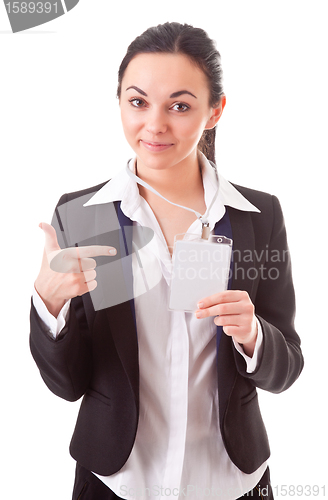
[205,95,226,130]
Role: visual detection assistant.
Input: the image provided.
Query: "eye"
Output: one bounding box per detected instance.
[129,98,147,108]
[171,102,190,113]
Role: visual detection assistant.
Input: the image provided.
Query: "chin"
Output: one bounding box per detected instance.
[137,149,178,171]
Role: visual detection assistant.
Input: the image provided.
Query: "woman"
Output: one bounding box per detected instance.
[31,22,304,500]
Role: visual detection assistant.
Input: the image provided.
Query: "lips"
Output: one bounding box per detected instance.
[140,140,174,152]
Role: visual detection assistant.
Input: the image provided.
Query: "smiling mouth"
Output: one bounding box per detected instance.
[140,140,174,152]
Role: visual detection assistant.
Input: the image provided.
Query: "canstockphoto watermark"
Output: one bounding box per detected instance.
[169,245,289,265]
[228,245,290,282]
[232,246,290,265]
[119,484,271,498]
[3,0,80,33]
[173,246,290,266]
[231,262,280,281]
[171,246,290,282]
[173,261,281,282]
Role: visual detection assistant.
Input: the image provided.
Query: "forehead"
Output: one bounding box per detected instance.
[122,53,210,98]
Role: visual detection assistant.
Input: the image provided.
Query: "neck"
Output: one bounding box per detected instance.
[135,151,204,205]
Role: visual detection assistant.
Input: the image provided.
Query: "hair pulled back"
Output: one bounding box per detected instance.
[117,22,224,164]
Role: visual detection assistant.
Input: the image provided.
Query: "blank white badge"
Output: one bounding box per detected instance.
[169,235,232,312]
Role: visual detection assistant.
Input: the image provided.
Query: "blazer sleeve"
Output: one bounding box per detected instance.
[29,194,93,402]
[233,195,304,393]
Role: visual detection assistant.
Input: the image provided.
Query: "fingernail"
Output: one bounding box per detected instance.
[195,311,202,319]
[109,249,117,255]
[197,302,204,309]
[39,223,43,229]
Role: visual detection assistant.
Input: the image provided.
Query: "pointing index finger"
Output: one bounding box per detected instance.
[49,245,117,273]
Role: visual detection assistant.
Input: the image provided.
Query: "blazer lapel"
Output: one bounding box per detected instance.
[92,201,139,406]
[217,207,256,429]
[228,207,256,298]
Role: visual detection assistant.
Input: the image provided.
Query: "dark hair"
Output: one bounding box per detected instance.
[117,22,224,164]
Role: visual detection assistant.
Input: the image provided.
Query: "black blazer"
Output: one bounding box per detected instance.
[30,180,304,477]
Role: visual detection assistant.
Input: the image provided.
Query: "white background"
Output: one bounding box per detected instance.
[1,1,327,498]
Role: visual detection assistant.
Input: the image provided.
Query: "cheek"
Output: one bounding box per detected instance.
[120,108,142,137]
[176,116,207,142]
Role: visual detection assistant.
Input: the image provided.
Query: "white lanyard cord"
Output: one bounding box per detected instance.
[125,162,220,238]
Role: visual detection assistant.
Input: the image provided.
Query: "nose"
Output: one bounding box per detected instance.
[146,107,168,135]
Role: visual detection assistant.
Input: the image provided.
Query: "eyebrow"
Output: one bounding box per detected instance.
[170,90,197,99]
[125,86,197,99]
[126,86,147,96]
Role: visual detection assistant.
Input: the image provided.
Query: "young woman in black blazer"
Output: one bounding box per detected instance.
[31,22,304,500]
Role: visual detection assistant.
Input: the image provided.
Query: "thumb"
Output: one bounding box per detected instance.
[39,222,61,254]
